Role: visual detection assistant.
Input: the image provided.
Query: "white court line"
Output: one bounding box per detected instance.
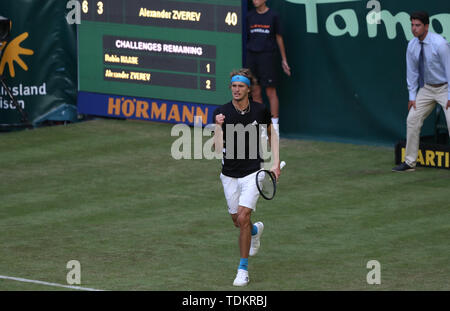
[0,275,105,291]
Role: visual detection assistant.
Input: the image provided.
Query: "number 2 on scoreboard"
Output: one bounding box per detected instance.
[200,77,216,91]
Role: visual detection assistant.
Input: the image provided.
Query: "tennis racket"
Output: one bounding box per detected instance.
[256,161,286,200]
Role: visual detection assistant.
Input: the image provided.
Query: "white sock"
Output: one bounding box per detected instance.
[271,118,279,124]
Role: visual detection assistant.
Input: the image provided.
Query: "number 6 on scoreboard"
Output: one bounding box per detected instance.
[82,0,89,14]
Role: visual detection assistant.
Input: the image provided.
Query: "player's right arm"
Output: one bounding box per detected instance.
[406,41,418,110]
[276,34,291,77]
[214,113,225,154]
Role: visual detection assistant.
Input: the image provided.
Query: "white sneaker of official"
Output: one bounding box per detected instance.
[233,269,249,286]
[249,222,264,256]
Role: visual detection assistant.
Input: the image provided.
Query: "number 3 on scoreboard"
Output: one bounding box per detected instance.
[97,1,104,15]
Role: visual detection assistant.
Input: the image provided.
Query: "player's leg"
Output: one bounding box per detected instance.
[221,173,252,286]
[220,173,240,220]
[233,206,252,286]
[404,86,436,168]
[232,205,252,286]
[265,87,279,118]
[239,171,264,256]
[231,213,263,257]
[246,51,263,104]
[435,84,450,137]
[231,213,239,227]
[232,172,262,286]
[259,51,280,125]
[252,84,264,104]
[237,205,252,259]
[266,86,281,137]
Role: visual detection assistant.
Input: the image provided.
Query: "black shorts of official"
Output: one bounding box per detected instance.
[245,50,279,88]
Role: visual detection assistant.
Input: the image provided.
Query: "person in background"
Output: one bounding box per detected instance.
[393,11,450,172]
[246,0,291,135]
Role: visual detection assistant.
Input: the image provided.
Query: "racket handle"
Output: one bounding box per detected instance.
[280,161,286,169]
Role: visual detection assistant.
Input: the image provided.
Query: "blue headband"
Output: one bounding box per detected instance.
[231,75,251,87]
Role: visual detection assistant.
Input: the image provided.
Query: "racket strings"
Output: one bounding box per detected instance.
[257,170,276,199]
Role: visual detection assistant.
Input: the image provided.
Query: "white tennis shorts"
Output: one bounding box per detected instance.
[220,171,262,214]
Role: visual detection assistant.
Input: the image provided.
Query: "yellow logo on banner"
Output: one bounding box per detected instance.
[0,24,34,78]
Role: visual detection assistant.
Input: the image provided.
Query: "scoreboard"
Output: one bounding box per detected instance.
[77,0,244,125]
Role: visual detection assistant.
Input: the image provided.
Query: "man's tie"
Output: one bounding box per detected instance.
[418,41,425,88]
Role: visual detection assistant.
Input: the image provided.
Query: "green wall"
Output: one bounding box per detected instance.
[266,0,450,145]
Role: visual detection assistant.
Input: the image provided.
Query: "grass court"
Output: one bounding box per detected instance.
[0,119,448,290]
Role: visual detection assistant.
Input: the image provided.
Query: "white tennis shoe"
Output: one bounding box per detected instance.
[249,222,264,256]
[233,269,249,286]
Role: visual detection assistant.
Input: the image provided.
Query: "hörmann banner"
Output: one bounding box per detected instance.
[77,92,213,126]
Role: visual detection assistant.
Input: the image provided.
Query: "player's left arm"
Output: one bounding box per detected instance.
[267,124,281,180]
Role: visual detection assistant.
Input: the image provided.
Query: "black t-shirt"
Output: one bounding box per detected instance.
[246,8,281,53]
[213,101,272,178]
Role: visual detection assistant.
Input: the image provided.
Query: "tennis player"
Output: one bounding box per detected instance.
[213,68,280,286]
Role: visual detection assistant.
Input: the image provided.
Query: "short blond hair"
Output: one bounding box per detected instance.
[230,68,257,91]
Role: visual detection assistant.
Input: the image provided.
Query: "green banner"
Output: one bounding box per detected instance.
[0,0,77,127]
[268,0,450,145]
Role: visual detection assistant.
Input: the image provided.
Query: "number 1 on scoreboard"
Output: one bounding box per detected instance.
[200,61,216,75]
